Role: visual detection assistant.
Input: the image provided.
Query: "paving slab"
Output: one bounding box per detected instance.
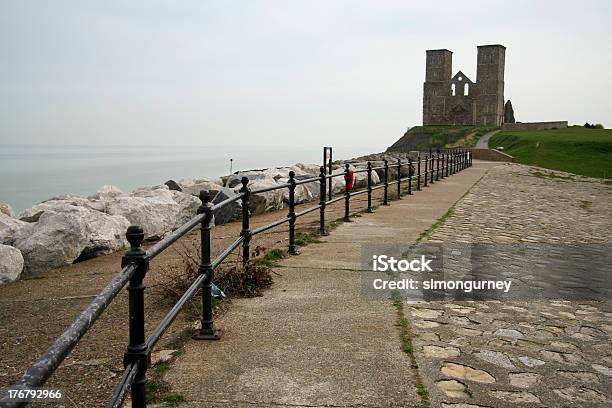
[408,164,612,407]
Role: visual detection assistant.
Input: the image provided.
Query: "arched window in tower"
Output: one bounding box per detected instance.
[451,83,456,96]
[464,83,469,96]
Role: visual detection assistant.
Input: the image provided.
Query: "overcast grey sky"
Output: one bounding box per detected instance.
[1,0,610,151]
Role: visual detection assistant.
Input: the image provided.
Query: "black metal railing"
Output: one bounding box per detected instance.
[1,148,472,408]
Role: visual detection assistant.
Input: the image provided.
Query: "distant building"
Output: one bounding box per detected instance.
[422,44,506,126]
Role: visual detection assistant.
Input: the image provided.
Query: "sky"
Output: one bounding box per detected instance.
[0,0,610,151]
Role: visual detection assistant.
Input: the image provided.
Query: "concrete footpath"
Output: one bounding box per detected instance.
[475,129,500,149]
[167,161,500,407]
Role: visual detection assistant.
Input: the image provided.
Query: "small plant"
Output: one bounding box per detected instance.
[254,247,285,267]
[145,380,167,403]
[163,393,186,407]
[153,241,275,305]
[416,384,432,408]
[294,232,322,246]
[216,259,274,298]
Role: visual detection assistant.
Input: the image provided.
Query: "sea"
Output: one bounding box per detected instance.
[0,144,378,214]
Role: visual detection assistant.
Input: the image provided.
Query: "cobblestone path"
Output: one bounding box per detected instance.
[409,164,612,407]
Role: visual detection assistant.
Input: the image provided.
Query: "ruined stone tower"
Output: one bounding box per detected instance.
[422,44,505,126]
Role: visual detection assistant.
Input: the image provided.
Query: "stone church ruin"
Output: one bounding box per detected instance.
[423,44,507,126]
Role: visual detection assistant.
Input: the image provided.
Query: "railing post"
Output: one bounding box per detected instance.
[408,158,413,195]
[455,151,459,174]
[319,166,328,236]
[423,155,428,187]
[328,149,333,201]
[445,153,449,177]
[383,159,389,205]
[288,171,298,255]
[367,161,373,212]
[396,158,402,199]
[194,191,221,340]
[440,154,445,179]
[344,163,351,222]
[436,154,440,181]
[417,155,421,191]
[430,154,435,184]
[239,177,251,267]
[121,225,150,408]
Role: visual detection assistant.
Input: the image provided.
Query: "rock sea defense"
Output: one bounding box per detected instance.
[0,212,26,245]
[3,157,394,280]
[0,244,24,283]
[0,202,14,217]
[13,205,130,276]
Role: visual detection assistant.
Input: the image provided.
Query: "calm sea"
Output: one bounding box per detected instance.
[0,144,376,214]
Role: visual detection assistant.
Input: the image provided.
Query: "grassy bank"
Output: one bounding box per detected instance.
[490,126,612,179]
[388,125,496,152]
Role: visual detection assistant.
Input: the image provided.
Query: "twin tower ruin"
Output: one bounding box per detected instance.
[423,44,506,126]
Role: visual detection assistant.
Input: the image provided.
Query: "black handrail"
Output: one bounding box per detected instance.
[1,263,138,408]
[3,148,472,408]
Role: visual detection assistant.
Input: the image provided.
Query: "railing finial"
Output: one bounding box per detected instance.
[125,225,144,252]
[199,189,211,205]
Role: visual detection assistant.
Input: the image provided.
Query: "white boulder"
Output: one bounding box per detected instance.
[0,213,27,245]
[329,168,347,195]
[170,191,201,229]
[226,171,286,214]
[0,202,14,217]
[277,177,318,204]
[130,184,170,196]
[107,192,178,240]
[19,195,106,222]
[176,178,224,197]
[13,205,129,276]
[0,244,24,283]
[293,163,321,176]
[91,185,124,200]
[225,170,271,189]
[248,178,285,215]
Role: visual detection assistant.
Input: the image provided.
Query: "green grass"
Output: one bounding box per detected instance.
[416,385,432,408]
[163,393,186,407]
[391,291,432,408]
[427,125,496,148]
[254,248,285,267]
[416,208,455,243]
[294,231,322,246]
[389,125,496,151]
[490,127,612,179]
